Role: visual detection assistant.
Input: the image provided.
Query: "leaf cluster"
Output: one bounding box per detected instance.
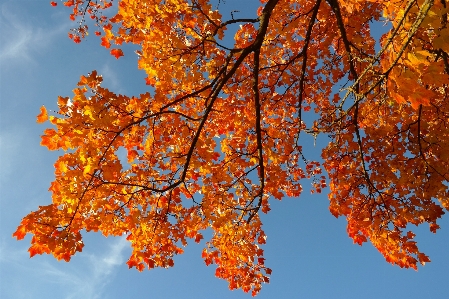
[15,0,449,295]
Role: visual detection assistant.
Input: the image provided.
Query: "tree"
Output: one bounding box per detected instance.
[14,0,448,295]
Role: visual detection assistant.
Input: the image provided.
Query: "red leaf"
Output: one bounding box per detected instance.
[195,233,203,243]
[167,259,174,267]
[111,49,123,59]
[50,1,57,6]
[101,37,111,48]
[430,223,440,233]
[145,77,156,85]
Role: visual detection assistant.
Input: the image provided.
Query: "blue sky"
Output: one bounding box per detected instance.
[1,1,448,298]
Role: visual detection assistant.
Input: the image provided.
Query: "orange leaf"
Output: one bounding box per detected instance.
[145,77,156,85]
[16,1,449,295]
[12,225,27,240]
[110,48,124,59]
[36,106,48,123]
[101,37,111,48]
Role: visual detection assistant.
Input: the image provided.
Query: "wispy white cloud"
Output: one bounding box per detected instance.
[99,63,123,93]
[0,236,129,299]
[83,236,129,293]
[0,129,21,184]
[63,236,129,299]
[0,3,69,66]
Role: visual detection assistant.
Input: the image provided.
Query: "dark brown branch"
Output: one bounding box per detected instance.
[247,48,264,224]
[297,0,322,140]
[66,0,282,232]
[416,104,449,180]
[327,0,359,85]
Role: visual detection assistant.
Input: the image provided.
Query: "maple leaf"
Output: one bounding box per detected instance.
[36,106,48,123]
[50,1,57,7]
[145,77,156,85]
[16,0,449,296]
[101,37,111,48]
[12,224,27,240]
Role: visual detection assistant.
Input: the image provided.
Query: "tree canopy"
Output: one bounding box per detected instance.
[15,0,449,295]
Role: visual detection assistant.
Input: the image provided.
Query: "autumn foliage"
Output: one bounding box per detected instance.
[15,0,449,295]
